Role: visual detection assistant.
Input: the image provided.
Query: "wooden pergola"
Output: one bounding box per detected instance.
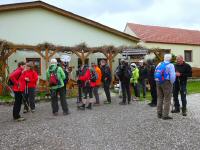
[0,40,133,95]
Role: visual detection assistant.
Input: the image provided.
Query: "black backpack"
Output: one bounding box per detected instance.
[90,68,98,82]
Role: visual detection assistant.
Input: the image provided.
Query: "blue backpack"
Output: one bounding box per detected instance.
[154,62,170,84]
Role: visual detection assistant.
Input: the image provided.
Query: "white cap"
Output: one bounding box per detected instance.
[131,63,137,67]
[50,58,57,64]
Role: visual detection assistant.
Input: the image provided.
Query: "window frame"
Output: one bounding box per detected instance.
[184,50,193,62]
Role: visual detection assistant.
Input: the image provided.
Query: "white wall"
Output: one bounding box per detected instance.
[0,8,136,47]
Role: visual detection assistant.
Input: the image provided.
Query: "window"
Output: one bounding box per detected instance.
[26,58,41,75]
[184,50,192,62]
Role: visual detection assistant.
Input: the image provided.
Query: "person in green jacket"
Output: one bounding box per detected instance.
[46,59,70,116]
[130,63,140,100]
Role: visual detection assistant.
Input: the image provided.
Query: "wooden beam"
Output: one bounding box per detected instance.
[4,48,16,59]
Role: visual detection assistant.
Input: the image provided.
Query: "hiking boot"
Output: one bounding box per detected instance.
[182,108,187,116]
[14,117,26,122]
[94,102,100,106]
[162,116,173,120]
[171,108,180,113]
[104,101,111,104]
[119,101,126,105]
[53,112,59,116]
[157,114,162,119]
[86,103,92,110]
[23,109,29,113]
[63,111,70,115]
[148,103,157,107]
[78,104,85,110]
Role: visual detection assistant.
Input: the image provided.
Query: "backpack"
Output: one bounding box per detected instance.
[7,69,22,86]
[154,62,170,84]
[49,67,59,86]
[124,67,132,79]
[90,68,98,82]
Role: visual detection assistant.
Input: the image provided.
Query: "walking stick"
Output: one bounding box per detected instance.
[22,81,31,112]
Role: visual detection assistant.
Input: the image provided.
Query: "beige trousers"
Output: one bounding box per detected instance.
[156,81,173,117]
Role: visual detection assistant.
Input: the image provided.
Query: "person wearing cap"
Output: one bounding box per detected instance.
[155,54,176,120]
[91,62,102,105]
[130,63,140,100]
[46,58,70,116]
[23,62,38,113]
[115,59,132,105]
[138,60,148,99]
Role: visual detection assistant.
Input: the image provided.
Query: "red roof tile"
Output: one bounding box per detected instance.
[127,23,200,45]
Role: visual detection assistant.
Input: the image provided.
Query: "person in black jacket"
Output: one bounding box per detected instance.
[146,59,157,107]
[100,59,112,104]
[115,59,132,105]
[172,55,192,116]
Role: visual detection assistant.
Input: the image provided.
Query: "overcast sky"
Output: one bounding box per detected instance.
[1,0,200,31]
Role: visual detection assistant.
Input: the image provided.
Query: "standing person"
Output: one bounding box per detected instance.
[23,62,38,113]
[172,55,192,116]
[78,65,95,110]
[76,65,84,103]
[100,59,112,104]
[46,59,70,116]
[116,59,132,105]
[130,63,140,101]
[91,62,102,105]
[155,54,176,120]
[61,61,69,95]
[138,60,148,98]
[146,59,157,107]
[9,61,26,121]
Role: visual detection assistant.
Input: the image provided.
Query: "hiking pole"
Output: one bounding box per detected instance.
[22,81,31,113]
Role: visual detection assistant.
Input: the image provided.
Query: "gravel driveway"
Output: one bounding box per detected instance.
[0,94,200,150]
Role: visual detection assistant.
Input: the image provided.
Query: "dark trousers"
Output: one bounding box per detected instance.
[78,85,82,102]
[173,80,187,109]
[93,86,100,103]
[121,82,131,103]
[24,88,36,110]
[13,92,23,119]
[149,79,157,104]
[83,86,93,99]
[132,83,140,97]
[50,87,69,114]
[103,81,111,102]
[139,79,146,97]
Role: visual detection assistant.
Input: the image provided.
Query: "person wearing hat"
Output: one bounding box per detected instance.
[130,63,140,100]
[23,62,38,113]
[46,58,70,116]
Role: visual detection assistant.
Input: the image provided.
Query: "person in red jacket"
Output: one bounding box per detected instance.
[78,65,96,110]
[9,61,26,121]
[23,62,38,113]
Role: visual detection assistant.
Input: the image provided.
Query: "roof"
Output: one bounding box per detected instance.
[126,23,200,45]
[0,1,139,43]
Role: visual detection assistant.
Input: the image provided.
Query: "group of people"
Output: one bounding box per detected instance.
[9,53,192,121]
[116,54,192,120]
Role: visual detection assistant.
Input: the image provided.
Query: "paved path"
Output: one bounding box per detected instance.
[0,94,200,150]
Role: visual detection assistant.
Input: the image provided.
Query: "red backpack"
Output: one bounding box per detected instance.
[49,67,58,86]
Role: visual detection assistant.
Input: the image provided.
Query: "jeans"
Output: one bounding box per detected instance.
[93,86,100,103]
[121,82,131,103]
[132,83,140,97]
[13,92,23,119]
[173,80,187,109]
[50,87,69,114]
[24,88,36,110]
[103,81,111,102]
[139,79,147,98]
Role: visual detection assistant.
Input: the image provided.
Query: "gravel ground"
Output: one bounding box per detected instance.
[0,94,200,150]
